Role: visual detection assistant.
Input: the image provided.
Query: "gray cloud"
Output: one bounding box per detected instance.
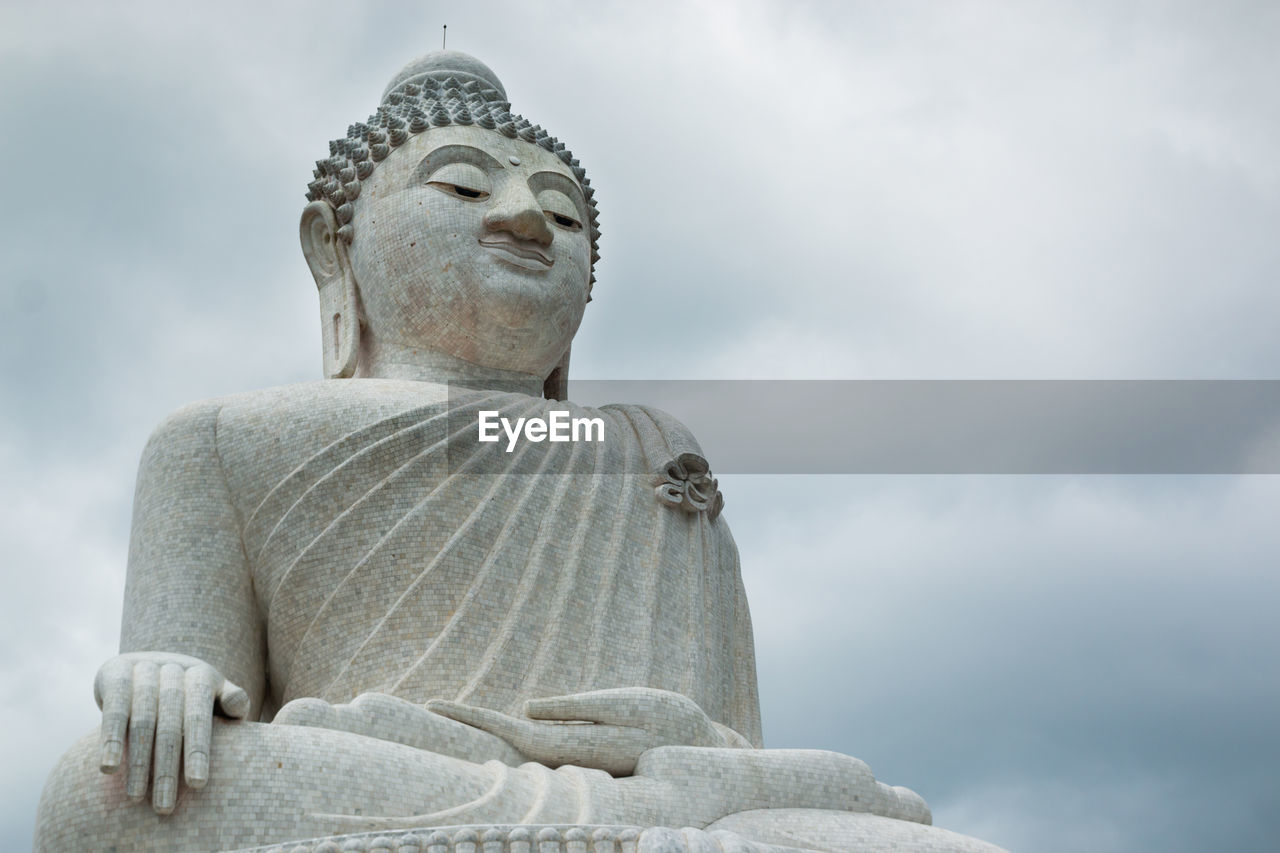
[736,474,1279,852]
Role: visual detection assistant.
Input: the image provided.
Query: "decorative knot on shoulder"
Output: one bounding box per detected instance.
[654,452,723,521]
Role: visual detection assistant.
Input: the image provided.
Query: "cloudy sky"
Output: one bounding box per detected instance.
[2,1,1278,851]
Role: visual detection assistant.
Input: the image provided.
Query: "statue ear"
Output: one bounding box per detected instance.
[543,346,570,401]
[300,200,360,379]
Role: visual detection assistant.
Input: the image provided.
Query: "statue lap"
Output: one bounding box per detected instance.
[36,718,1002,853]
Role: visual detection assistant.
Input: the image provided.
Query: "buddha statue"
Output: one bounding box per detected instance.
[34,51,1008,853]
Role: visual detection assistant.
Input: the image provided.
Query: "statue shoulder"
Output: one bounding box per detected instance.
[595,402,707,456]
[148,378,449,445]
[142,379,451,514]
[138,383,327,461]
[595,402,726,522]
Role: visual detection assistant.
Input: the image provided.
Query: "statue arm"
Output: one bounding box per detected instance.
[96,401,264,812]
[119,400,265,704]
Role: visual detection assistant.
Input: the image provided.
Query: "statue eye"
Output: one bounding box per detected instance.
[546,211,582,231]
[428,181,490,201]
[425,162,491,201]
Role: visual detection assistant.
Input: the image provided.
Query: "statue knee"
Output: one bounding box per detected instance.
[34,730,119,852]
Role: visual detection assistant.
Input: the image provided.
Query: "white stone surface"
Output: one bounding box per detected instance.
[33,50,1008,853]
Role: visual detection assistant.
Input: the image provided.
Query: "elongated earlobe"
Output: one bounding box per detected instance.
[543,346,570,401]
[300,201,360,378]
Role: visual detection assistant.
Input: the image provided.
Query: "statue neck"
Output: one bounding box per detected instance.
[355,334,547,397]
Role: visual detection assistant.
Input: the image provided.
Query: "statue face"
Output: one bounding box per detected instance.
[348,124,592,377]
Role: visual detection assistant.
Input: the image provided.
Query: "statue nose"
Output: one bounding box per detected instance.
[483,187,553,246]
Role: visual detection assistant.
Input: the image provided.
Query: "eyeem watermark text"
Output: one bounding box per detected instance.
[478,410,605,452]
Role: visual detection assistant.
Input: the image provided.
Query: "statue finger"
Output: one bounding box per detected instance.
[524,688,661,726]
[125,660,160,802]
[151,663,185,814]
[432,699,653,773]
[426,700,539,746]
[525,689,719,747]
[182,666,216,788]
[95,658,133,773]
[216,680,251,720]
[513,722,653,775]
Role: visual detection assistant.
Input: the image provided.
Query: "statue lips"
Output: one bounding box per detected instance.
[478,233,554,271]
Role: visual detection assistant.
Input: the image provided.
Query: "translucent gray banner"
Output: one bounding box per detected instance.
[444,380,1280,474]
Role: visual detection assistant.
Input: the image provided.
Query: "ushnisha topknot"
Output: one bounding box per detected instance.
[307,50,601,293]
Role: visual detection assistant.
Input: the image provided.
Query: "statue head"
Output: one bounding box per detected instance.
[299,51,600,399]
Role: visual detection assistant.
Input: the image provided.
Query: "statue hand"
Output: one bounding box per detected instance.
[273,692,525,766]
[93,652,250,814]
[427,687,741,776]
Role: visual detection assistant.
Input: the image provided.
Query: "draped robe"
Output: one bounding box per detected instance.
[214,380,761,744]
